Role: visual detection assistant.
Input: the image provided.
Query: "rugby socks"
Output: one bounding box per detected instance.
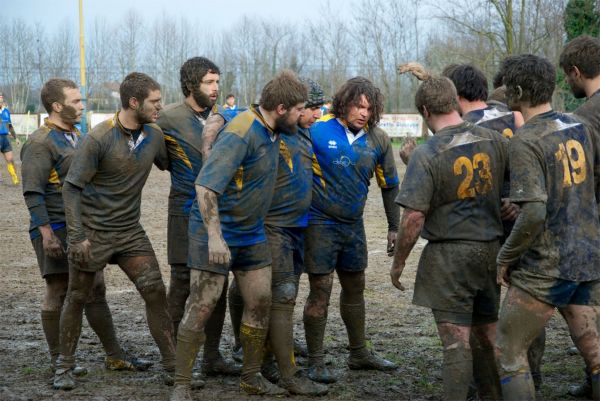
[7,162,18,185]
[228,283,244,350]
[174,327,205,385]
[591,366,600,400]
[41,310,61,366]
[303,314,327,367]
[84,300,123,358]
[340,302,367,354]
[442,346,473,401]
[240,323,268,382]
[500,370,536,401]
[269,302,297,379]
[167,264,190,338]
[527,329,546,389]
[472,344,501,400]
[202,285,227,361]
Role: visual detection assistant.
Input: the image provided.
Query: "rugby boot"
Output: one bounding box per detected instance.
[163,371,206,389]
[240,372,288,396]
[53,368,75,391]
[294,338,309,358]
[232,345,243,363]
[307,363,338,384]
[202,355,242,376]
[280,370,329,396]
[348,348,398,371]
[169,384,193,401]
[106,355,153,371]
[261,355,281,383]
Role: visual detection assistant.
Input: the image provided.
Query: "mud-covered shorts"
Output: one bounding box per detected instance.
[266,224,305,280]
[0,135,12,153]
[32,226,69,278]
[188,238,271,276]
[510,269,600,308]
[167,214,189,265]
[73,224,156,272]
[413,240,501,326]
[304,220,367,275]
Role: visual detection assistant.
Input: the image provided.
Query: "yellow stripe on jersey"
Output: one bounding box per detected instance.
[164,135,192,169]
[317,113,336,123]
[279,140,293,172]
[233,166,244,191]
[48,168,60,185]
[375,164,388,188]
[312,154,326,188]
[226,111,257,138]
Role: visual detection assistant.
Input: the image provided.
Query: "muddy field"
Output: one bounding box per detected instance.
[0,149,586,401]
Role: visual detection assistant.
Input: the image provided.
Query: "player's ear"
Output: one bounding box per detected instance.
[421,105,430,119]
[572,65,582,79]
[51,101,63,114]
[129,97,140,110]
[275,104,287,116]
[515,85,523,100]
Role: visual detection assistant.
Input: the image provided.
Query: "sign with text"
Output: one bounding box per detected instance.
[379,114,423,138]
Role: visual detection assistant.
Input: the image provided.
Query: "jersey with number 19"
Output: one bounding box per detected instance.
[397,121,508,242]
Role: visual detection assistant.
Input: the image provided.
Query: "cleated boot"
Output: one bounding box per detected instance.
[72,366,88,376]
[261,357,281,384]
[169,384,193,401]
[53,368,75,390]
[240,372,288,396]
[307,364,338,384]
[232,345,243,363]
[348,348,398,371]
[163,371,206,389]
[106,355,153,371]
[294,339,309,358]
[280,370,328,396]
[568,378,593,399]
[202,355,242,376]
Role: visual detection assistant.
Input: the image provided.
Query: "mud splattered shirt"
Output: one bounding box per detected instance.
[574,89,600,209]
[309,115,399,225]
[158,102,220,216]
[397,121,508,242]
[508,111,600,281]
[463,104,517,140]
[189,107,279,246]
[65,113,168,231]
[265,128,314,227]
[21,120,81,238]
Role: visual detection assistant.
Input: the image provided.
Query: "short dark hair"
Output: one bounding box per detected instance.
[259,70,308,111]
[120,72,161,109]
[226,94,235,99]
[503,54,555,107]
[415,76,460,116]
[442,64,488,102]
[41,78,78,113]
[331,77,384,126]
[493,56,521,89]
[180,57,220,97]
[559,35,600,79]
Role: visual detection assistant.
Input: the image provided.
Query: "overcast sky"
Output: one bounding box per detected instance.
[6,0,353,32]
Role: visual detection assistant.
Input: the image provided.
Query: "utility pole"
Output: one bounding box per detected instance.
[79,0,88,133]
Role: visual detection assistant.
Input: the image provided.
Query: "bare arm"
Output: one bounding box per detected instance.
[196,184,230,265]
[202,114,225,160]
[390,208,425,291]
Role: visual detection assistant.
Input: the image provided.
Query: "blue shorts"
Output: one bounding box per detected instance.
[266,224,305,278]
[0,135,12,153]
[187,239,271,276]
[304,220,367,274]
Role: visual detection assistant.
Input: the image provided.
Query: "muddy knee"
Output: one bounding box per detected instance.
[134,268,167,305]
[272,280,298,305]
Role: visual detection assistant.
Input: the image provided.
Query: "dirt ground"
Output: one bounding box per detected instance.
[0,148,587,401]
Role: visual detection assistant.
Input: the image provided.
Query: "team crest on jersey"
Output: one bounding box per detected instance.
[333,155,355,168]
[328,140,337,149]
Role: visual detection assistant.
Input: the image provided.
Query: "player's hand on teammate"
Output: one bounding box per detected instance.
[390,261,406,291]
[387,230,397,256]
[68,239,92,263]
[497,263,511,288]
[501,198,519,221]
[399,138,416,165]
[208,235,231,265]
[43,232,64,259]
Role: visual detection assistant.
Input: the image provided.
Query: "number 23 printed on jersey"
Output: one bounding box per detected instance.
[453,153,493,199]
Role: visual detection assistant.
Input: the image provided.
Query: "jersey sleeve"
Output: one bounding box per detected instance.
[195,131,249,195]
[395,146,434,212]
[21,141,53,227]
[508,137,547,203]
[65,135,101,189]
[375,132,400,188]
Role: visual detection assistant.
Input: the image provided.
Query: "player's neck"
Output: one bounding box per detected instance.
[459,100,488,115]
[118,109,142,130]
[584,76,600,98]
[258,105,277,132]
[47,114,72,131]
[521,103,552,122]
[427,111,463,133]
[185,96,207,113]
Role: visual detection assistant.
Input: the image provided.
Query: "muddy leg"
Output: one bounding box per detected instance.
[436,322,472,401]
[42,274,68,367]
[471,322,501,400]
[167,263,190,338]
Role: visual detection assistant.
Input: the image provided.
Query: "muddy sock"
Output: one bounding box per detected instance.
[84,300,124,358]
[442,346,472,401]
[58,293,86,368]
[203,283,227,361]
[174,327,205,385]
[228,282,244,349]
[167,264,190,338]
[591,367,600,401]
[472,345,500,400]
[340,302,366,355]
[527,329,545,389]
[41,310,61,366]
[7,162,18,184]
[269,302,297,380]
[303,314,327,367]
[500,370,536,401]
[240,323,268,382]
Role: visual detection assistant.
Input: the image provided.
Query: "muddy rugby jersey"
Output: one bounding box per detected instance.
[65,113,168,233]
[463,104,517,139]
[21,120,82,238]
[189,107,279,246]
[308,115,399,225]
[158,103,221,216]
[508,111,600,281]
[396,121,508,242]
[0,107,11,135]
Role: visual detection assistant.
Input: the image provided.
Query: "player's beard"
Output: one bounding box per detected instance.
[274,112,298,134]
[192,87,214,109]
[570,82,587,99]
[59,104,80,127]
[135,103,155,125]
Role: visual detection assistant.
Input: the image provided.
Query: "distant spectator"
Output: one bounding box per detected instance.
[320,100,331,116]
[223,93,236,110]
[0,92,20,185]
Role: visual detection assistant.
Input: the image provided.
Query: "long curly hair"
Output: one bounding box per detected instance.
[331,77,384,126]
